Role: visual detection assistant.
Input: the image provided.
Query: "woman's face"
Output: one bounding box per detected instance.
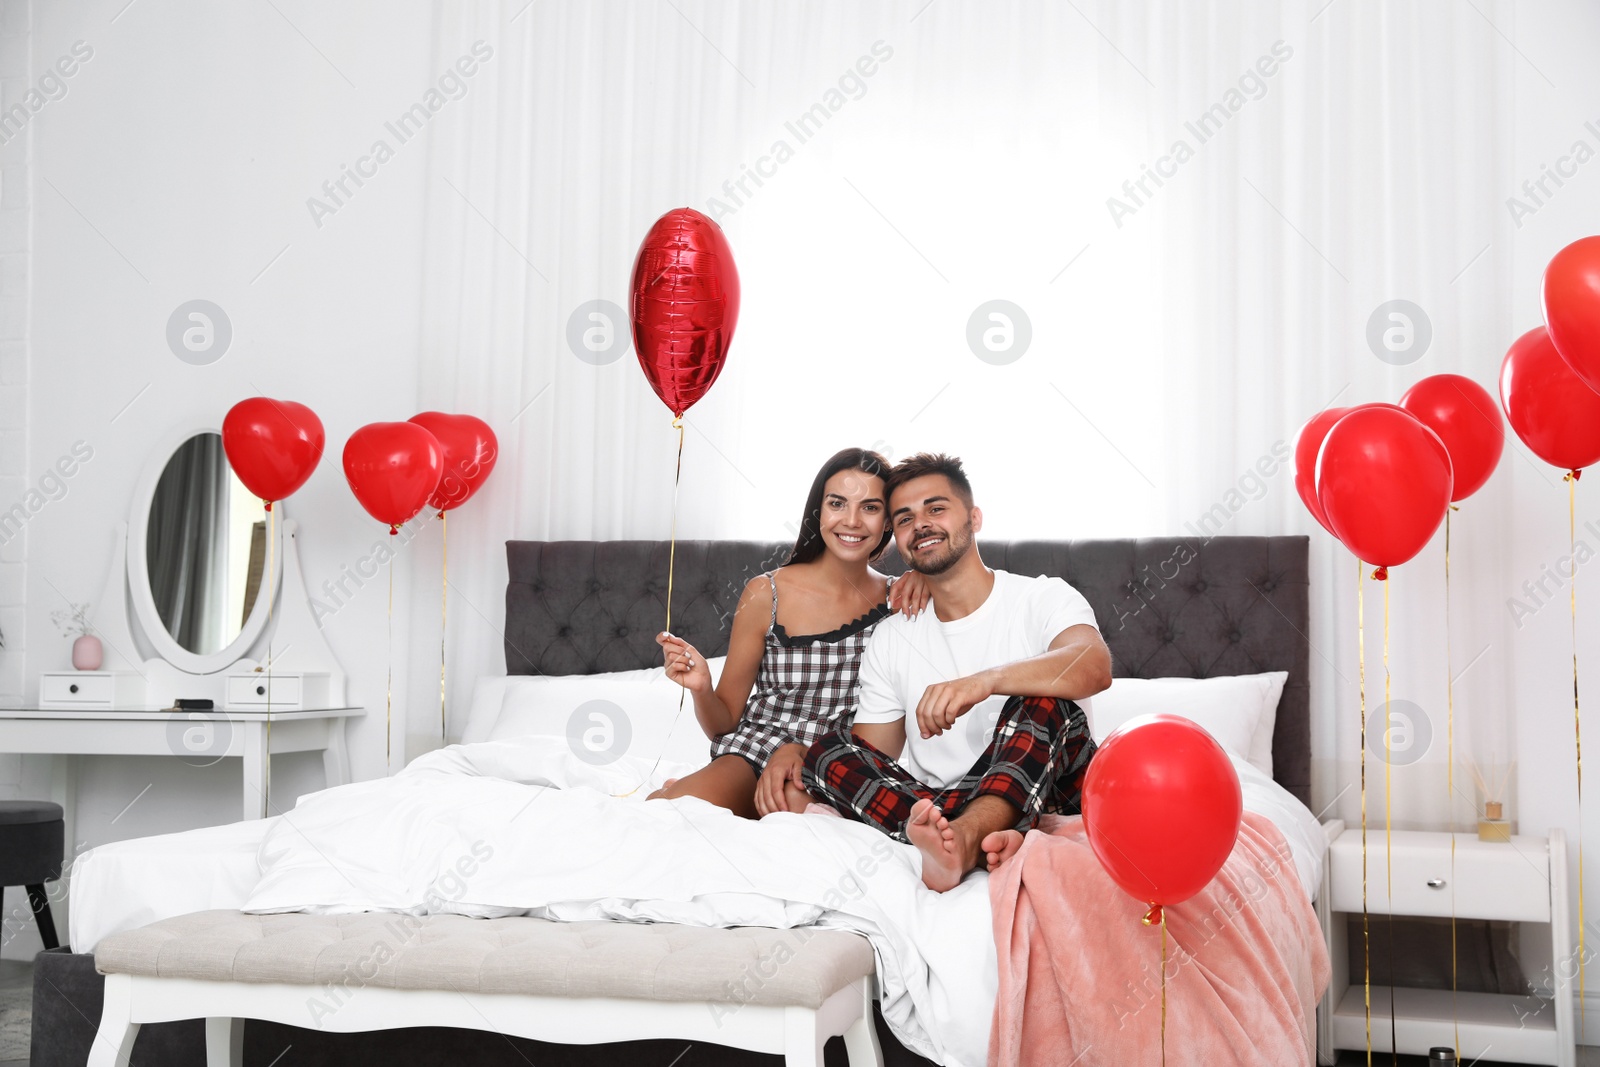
[817,468,887,563]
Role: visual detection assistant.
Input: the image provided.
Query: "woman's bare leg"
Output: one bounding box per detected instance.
[647,755,759,819]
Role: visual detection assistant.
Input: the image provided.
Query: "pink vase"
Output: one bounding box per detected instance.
[72,634,103,671]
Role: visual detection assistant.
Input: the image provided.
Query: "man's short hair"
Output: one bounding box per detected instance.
[885,452,974,507]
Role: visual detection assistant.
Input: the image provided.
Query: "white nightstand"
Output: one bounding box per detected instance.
[1316,825,1573,1066]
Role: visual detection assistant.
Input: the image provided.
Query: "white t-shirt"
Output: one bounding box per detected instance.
[852,569,1100,789]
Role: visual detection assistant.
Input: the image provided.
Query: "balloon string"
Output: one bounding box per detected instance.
[1446,508,1459,1060]
[613,417,688,799]
[1570,469,1586,1041]
[1161,909,1168,1067]
[387,554,394,773]
[264,502,275,811]
[1358,558,1370,1065]
[1384,574,1396,1064]
[440,510,448,745]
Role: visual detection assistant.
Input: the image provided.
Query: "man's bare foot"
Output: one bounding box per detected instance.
[907,798,966,892]
[982,829,1025,872]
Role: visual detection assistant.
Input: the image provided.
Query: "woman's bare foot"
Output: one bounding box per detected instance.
[782,779,814,814]
[982,829,1025,872]
[906,798,965,892]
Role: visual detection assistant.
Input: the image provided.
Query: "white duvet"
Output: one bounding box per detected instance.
[71,736,1324,1067]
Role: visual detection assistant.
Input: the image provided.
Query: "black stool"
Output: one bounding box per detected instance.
[0,799,64,950]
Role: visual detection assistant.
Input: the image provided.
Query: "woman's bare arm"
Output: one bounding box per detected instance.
[660,575,772,739]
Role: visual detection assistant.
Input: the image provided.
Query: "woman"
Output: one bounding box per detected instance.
[650,447,928,819]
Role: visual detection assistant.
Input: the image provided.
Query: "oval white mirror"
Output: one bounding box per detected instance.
[127,427,282,675]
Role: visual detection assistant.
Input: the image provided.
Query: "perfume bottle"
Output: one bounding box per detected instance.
[1478,800,1512,843]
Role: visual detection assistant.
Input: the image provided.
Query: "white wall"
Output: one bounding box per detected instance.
[1,0,436,955]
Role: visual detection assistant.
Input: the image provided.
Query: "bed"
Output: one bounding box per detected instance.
[51,535,1323,1067]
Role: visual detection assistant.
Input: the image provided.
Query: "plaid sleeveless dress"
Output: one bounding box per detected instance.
[709,568,892,772]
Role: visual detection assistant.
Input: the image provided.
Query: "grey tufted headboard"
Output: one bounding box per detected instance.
[504,536,1311,806]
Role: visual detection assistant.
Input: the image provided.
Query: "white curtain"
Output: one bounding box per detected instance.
[412,1,1521,844]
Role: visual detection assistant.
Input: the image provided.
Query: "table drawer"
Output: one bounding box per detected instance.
[227,674,303,707]
[41,674,114,704]
[38,672,143,708]
[1330,832,1550,922]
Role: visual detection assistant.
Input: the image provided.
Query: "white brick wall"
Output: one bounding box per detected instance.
[0,0,26,715]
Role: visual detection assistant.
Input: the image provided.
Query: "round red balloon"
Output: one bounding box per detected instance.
[342,422,444,531]
[1400,374,1504,502]
[1316,405,1453,568]
[1499,325,1600,474]
[1294,406,1350,536]
[1543,235,1600,395]
[407,412,498,513]
[1082,715,1242,907]
[629,208,740,419]
[221,397,324,505]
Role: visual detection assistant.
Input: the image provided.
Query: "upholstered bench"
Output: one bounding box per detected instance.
[87,910,883,1067]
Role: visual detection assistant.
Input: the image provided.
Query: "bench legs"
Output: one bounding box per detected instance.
[841,980,884,1067]
[206,1016,244,1067]
[783,979,884,1067]
[86,973,139,1067]
[87,972,887,1067]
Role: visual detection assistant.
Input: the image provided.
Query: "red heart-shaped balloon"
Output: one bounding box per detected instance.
[1400,373,1504,502]
[1500,325,1600,474]
[1082,715,1242,908]
[1316,405,1453,568]
[407,412,498,513]
[221,397,324,506]
[342,422,444,531]
[1292,406,1350,537]
[629,208,740,419]
[1543,235,1600,395]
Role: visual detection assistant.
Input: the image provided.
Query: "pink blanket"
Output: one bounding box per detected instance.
[988,812,1329,1067]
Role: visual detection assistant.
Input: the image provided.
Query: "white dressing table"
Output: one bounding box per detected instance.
[0,704,360,825]
[2,425,363,942]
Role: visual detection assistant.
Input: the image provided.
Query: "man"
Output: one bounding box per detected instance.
[799,453,1112,892]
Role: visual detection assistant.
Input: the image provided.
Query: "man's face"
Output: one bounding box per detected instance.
[889,474,978,575]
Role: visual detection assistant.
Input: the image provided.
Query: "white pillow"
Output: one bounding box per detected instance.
[1086,672,1287,777]
[477,660,727,772]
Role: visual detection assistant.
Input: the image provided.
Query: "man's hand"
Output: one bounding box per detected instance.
[755,743,809,816]
[914,673,995,739]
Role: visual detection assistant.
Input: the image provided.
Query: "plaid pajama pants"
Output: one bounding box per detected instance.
[799,695,1096,843]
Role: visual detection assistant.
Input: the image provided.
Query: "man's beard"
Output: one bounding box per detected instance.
[905,519,974,576]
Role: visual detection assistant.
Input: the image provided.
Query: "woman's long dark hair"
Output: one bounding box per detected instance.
[784,448,893,565]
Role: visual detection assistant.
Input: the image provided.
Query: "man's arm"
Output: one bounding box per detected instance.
[850,719,907,760]
[912,624,1111,740]
[981,623,1112,701]
[848,628,909,759]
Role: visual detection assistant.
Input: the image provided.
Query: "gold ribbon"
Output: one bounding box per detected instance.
[1141,904,1167,1066]
[1358,559,1370,1063]
[440,510,448,744]
[1161,907,1167,1067]
[1383,571,1397,1061]
[263,501,276,810]
[1569,469,1586,1038]
[387,542,395,771]
[1446,507,1459,1059]
[614,417,689,798]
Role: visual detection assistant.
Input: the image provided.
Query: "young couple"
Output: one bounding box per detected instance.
[650,449,1112,892]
